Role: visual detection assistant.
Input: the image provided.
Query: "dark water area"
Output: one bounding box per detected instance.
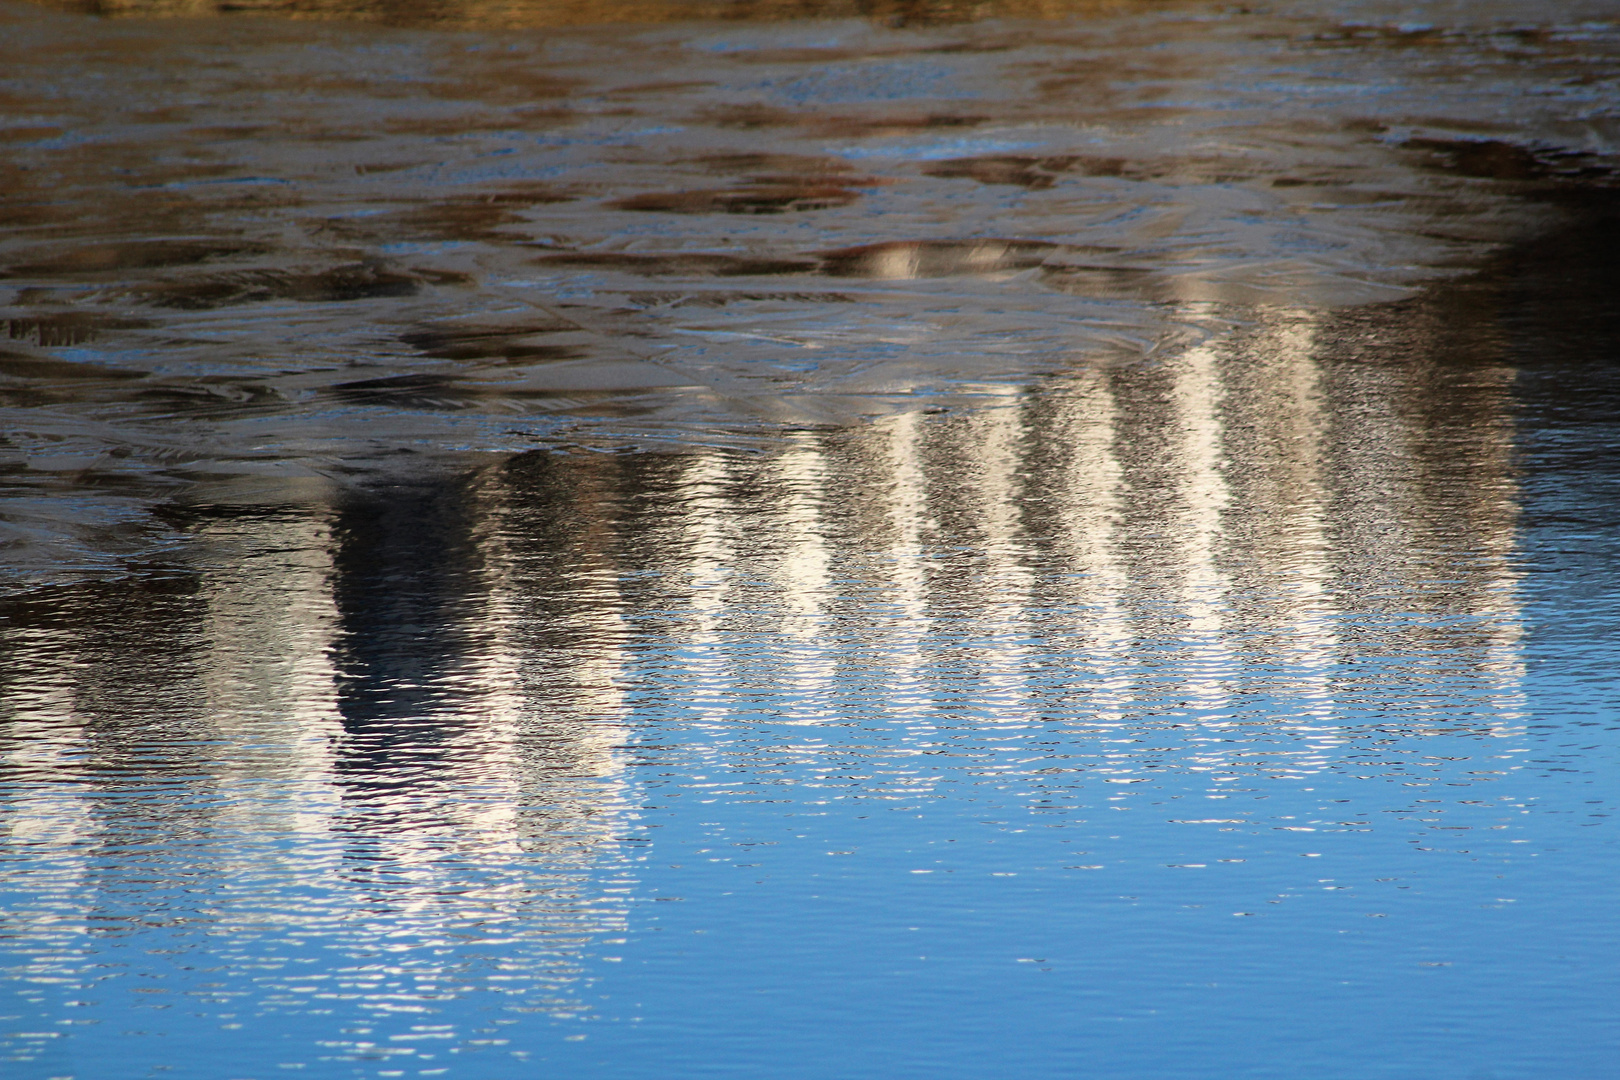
[3,1,1620,1077]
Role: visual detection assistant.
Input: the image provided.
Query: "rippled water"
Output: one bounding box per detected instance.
[3,0,1620,1077]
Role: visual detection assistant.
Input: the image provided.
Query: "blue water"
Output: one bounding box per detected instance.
[4,2,1620,1077]
[6,272,1620,1077]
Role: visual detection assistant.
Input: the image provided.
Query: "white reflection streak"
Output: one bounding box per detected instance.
[1480,578,1528,732]
[771,434,835,724]
[968,396,1036,722]
[519,583,632,783]
[1052,369,1133,725]
[197,514,343,843]
[675,450,738,726]
[0,626,97,948]
[1466,403,1529,735]
[1169,345,1234,718]
[442,513,525,867]
[1253,318,1340,767]
[879,410,933,728]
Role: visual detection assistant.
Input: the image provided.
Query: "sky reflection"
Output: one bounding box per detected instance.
[7,276,1616,1076]
[2,0,1619,1076]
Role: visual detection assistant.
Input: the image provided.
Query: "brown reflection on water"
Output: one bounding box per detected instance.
[4,0,1611,517]
[42,0,1183,30]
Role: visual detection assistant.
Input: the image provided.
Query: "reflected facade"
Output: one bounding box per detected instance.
[2,287,1533,1061]
[5,242,1617,1078]
[3,0,1618,1075]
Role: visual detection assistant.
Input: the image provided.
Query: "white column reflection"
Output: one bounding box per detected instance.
[0,622,100,967]
[875,409,936,729]
[955,395,1038,725]
[598,299,1531,775]
[1166,341,1237,722]
[666,449,742,730]
[1034,365,1134,729]
[767,433,837,725]
[1228,314,1342,773]
[195,512,344,846]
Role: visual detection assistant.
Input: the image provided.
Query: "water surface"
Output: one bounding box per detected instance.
[2,1,1619,1077]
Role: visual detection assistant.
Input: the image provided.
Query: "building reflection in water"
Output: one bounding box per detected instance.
[0,292,1526,1062]
[0,480,639,1061]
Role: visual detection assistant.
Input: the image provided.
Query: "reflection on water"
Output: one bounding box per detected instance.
[6,267,1618,1074]
[1,494,637,1070]
[2,0,1620,1076]
[4,0,1619,581]
[45,0,1190,29]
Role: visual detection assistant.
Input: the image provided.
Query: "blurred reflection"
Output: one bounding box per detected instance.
[0,272,1542,1073]
[3,0,1614,1071]
[47,0,1179,29]
[0,488,637,1061]
[0,287,1530,781]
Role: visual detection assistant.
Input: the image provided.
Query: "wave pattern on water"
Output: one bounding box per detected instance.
[1,1,1619,1077]
[2,0,1619,578]
[4,263,1619,1074]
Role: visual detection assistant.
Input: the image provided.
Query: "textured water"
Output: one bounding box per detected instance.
[3,1,1620,1077]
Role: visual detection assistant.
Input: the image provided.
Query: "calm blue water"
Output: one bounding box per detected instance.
[3,1,1620,1077]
